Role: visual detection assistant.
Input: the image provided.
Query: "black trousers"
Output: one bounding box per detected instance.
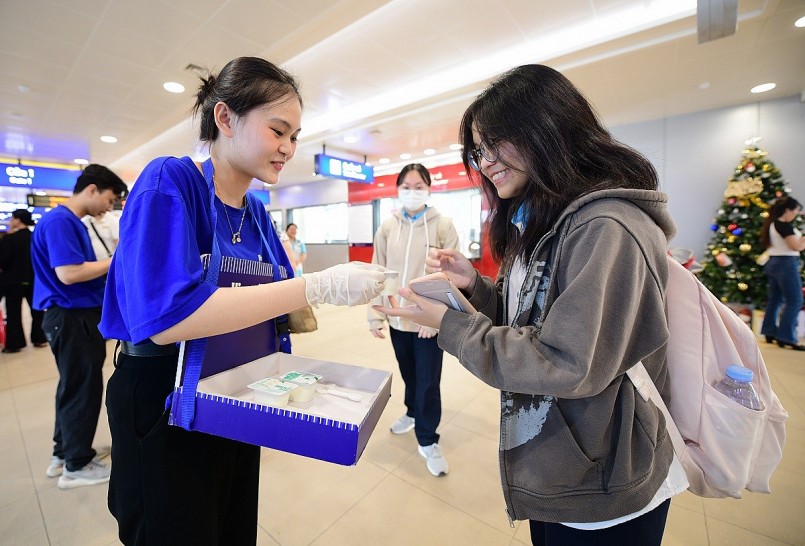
[389,327,444,446]
[42,306,105,470]
[529,498,671,546]
[106,351,260,546]
[4,282,45,350]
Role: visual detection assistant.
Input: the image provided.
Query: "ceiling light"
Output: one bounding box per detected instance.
[698,82,711,90]
[377,183,385,187]
[379,158,390,164]
[343,135,358,144]
[17,85,30,93]
[750,83,776,94]
[400,153,411,160]
[448,144,462,151]
[423,148,436,155]
[795,16,805,28]
[74,158,89,165]
[100,135,118,143]
[163,82,185,93]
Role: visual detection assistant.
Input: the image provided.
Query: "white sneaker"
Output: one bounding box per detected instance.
[57,460,111,489]
[418,443,449,477]
[46,445,111,478]
[390,414,415,435]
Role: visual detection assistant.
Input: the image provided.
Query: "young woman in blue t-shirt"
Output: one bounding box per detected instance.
[100,57,387,545]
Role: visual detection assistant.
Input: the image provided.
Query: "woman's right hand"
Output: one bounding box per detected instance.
[370,327,386,339]
[425,248,477,291]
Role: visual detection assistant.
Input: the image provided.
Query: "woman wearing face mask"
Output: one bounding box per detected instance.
[368,163,459,477]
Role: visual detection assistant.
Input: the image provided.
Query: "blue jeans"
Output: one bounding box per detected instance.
[389,327,444,446]
[761,256,803,345]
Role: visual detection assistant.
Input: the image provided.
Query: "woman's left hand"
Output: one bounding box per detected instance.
[372,287,449,331]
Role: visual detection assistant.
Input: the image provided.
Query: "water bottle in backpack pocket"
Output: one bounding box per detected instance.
[713,365,764,411]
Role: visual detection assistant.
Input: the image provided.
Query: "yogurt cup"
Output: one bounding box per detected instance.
[247,377,299,407]
[381,270,399,298]
[278,371,323,403]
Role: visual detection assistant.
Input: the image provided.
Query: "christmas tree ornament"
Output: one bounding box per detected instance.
[733,228,743,236]
[715,252,733,267]
[740,244,752,253]
[738,283,748,291]
[710,224,718,231]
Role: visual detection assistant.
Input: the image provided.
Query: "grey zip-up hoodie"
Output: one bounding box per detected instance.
[438,189,678,524]
[369,206,459,332]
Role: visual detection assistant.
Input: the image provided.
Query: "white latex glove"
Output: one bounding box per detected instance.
[303,262,388,307]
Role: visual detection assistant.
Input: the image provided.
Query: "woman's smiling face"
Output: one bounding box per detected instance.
[471,125,527,199]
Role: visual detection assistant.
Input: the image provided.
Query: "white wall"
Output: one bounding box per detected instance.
[611,95,805,258]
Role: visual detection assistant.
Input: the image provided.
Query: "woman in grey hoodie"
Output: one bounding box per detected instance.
[376,65,685,545]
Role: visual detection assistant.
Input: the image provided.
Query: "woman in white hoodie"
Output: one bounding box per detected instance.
[368,163,459,477]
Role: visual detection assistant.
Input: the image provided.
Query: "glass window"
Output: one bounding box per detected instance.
[288,203,349,244]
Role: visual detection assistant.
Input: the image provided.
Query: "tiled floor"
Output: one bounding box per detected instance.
[1,304,803,545]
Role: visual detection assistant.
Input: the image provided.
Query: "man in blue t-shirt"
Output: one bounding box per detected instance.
[32,164,128,490]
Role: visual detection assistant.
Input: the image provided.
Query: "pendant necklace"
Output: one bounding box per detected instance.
[214,175,248,244]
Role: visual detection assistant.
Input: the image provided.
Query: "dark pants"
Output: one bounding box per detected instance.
[42,306,105,471]
[389,327,444,446]
[4,282,45,350]
[761,256,804,345]
[106,351,260,546]
[529,498,671,546]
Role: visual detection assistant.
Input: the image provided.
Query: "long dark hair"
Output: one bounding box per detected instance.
[192,56,302,142]
[459,64,658,267]
[760,196,801,248]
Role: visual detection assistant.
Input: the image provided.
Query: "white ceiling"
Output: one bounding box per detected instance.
[1,0,803,188]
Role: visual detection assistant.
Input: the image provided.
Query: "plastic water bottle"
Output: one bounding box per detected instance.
[714,365,764,411]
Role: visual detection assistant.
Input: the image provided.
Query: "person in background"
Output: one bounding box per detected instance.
[82,209,120,260]
[286,222,306,276]
[0,209,47,353]
[99,56,386,545]
[760,196,804,351]
[31,164,128,489]
[368,163,459,477]
[376,65,685,545]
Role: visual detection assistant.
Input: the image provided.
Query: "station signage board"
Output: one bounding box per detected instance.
[1,162,80,191]
[314,154,374,183]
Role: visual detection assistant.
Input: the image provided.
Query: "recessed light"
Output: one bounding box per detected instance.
[163,82,185,93]
[795,15,805,28]
[100,135,118,143]
[750,83,776,94]
[17,85,30,93]
[74,158,89,165]
[377,183,385,187]
[399,153,411,160]
[423,148,435,155]
[344,135,358,144]
[379,158,390,164]
[698,82,711,90]
[448,144,462,151]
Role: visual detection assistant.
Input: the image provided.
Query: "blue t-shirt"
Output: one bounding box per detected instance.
[99,156,293,343]
[32,205,106,310]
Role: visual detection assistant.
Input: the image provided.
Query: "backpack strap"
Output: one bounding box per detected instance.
[627,362,687,458]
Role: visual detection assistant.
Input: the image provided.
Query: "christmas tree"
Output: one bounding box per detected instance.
[699,139,799,305]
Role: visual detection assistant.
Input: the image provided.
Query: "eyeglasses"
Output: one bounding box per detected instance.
[466,140,499,171]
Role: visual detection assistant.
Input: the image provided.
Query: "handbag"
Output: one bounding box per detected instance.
[288,305,318,333]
